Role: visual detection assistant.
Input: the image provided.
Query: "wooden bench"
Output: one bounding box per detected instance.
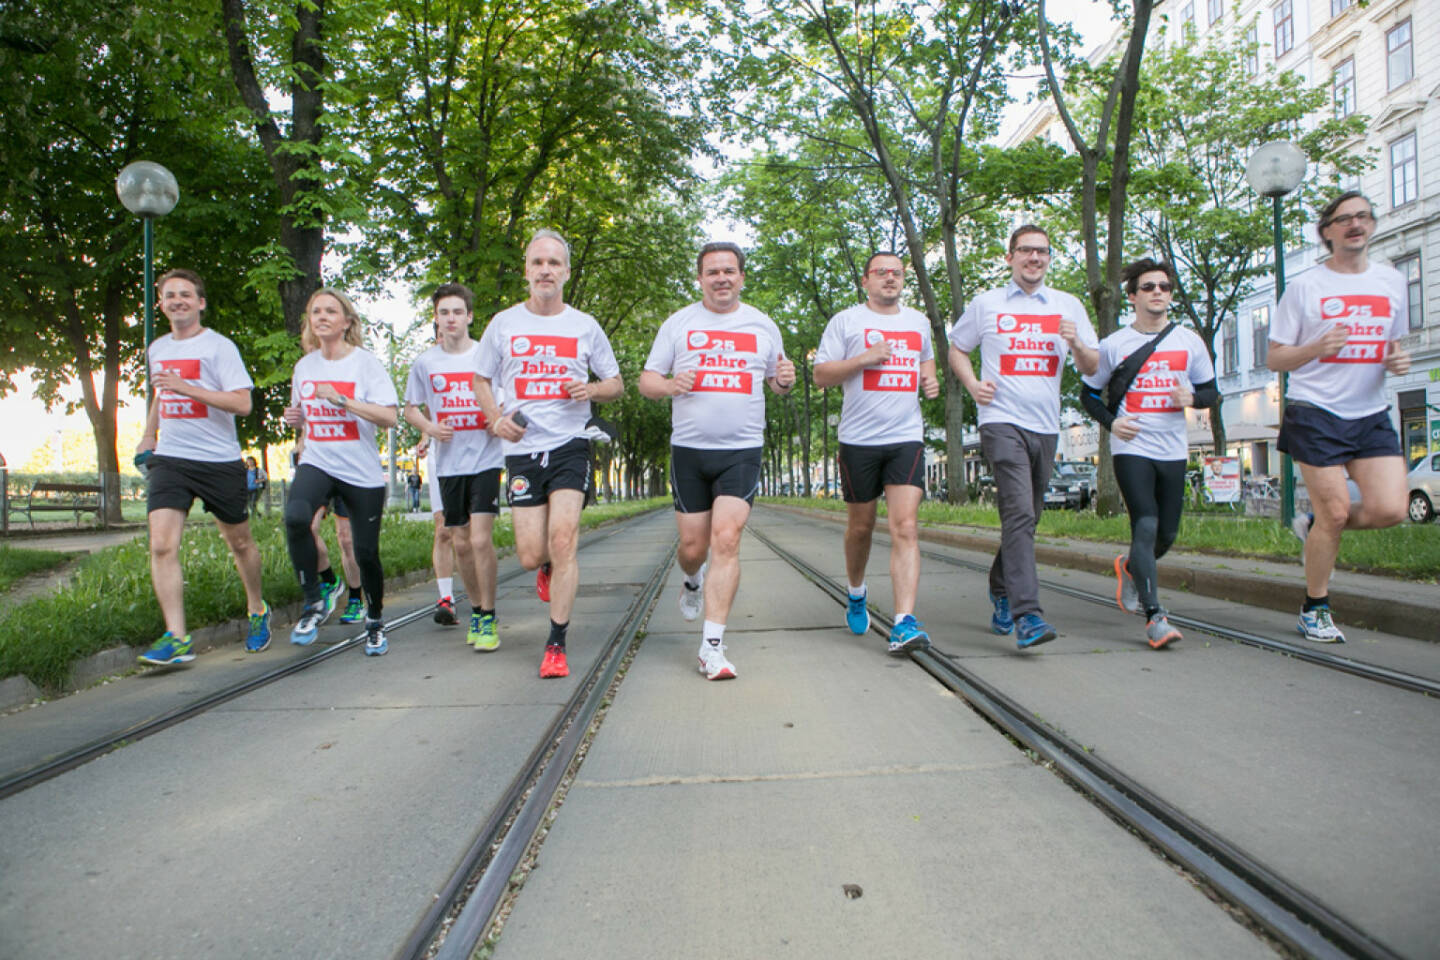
[13,481,106,528]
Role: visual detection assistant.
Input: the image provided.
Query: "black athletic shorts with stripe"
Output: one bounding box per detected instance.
[837,441,925,504]
[669,444,762,513]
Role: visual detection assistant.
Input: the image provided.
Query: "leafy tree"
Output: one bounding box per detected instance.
[0,0,281,519]
[1125,24,1370,454]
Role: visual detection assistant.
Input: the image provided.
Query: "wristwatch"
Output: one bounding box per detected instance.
[336,394,349,409]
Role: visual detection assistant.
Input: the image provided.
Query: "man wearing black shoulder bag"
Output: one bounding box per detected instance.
[1082,259,1218,649]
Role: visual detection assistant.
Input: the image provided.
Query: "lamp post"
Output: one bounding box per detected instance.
[1245,141,1307,527]
[115,161,179,398]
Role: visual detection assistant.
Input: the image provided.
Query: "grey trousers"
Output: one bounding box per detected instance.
[979,423,1057,618]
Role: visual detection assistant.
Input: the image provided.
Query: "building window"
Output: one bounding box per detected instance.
[1391,133,1418,208]
[1244,24,1259,75]
[1395,254,1422,330]
[1333,59,1356,117]
[1209,0,1223,25]
[1331,0,1351,17]
[1223,317,1238,374]
[1251,306,1270,368]
[1387,20,1413,89]
[1274,0,1293,56]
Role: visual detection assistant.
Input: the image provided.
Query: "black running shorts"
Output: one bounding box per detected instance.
[146,455,249,525]
[505,438,591,507]
[1277,402,1401,467]
[439,468,502,525]
[669,444,763,513]
[837,441,926,504]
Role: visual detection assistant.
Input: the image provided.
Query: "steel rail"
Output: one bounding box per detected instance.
[749,524,1407,960]
[0,521,638,802]
[399,538,676,960]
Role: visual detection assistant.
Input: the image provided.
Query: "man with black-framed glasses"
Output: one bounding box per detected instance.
[948,225,1099,649]
[1081,258,1217,649]
[1267,191,1411,642]
[814,252,940,655]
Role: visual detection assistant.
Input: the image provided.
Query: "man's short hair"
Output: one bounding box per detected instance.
[528,229,571,266]
[1008,224,1049,253]
[697,241,746,275]
[1316,191,1373,252]
[864,251,903,274]
[157,268,205,300]
[431,282,474,313]
[1120,258,1177,295]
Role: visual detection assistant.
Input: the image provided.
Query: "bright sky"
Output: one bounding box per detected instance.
[3,3,1120,470]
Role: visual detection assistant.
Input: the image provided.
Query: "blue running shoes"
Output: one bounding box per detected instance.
[1015,613,1057,649]
[245,602,272,653]
[887,616,930,656]
[290,600,326,646]
[989,592,1014,635]
[846,592,870,635]
[364,619,389,656]
[138,632,195,666]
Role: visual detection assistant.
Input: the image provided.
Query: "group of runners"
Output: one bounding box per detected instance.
[132,191,1413,677]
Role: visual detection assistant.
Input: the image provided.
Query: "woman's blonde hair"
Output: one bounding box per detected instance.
[301,288,366,352]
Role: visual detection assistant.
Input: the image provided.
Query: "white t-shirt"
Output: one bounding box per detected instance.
[1271,262,1407,420]
[816,304,934,446]
[475,303,620,456]
[1083,324,1214,462]
[291,347,398,488]
[644,302,784,450]
[148,328,253,462]
[948,281,1098,435]
[405,342,504,477]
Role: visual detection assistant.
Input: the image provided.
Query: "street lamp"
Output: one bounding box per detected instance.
[115,161,179,396]
[1245,140,1306,527]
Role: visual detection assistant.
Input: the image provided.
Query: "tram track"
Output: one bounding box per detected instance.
[0,519,640,803]
[748,522,1408,960]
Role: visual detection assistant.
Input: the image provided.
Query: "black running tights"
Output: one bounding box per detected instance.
[1113,455,1187,616]
[285,464,385,618]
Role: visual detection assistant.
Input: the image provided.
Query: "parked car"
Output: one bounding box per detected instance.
[1056,460,1096,509]
[1407,452,1440,523]
[1045,463,1088,510]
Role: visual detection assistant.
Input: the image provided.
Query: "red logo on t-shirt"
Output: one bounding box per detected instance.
[862,369,917,391]
[431,372,486,429]
[997,313,1061,377]
[155,358,207,419]
[1318,295,1389,364]
[510,335,579,358]
[866,328,922,353]
[691,370,754,393]
[514,378,570,399]
[1124,350,1188,414]
[301,380,358,441]
[687,330,758,353]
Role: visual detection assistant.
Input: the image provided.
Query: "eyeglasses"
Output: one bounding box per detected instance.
[1014,245,1051,257]
[1137,281,1173,293]
[1325,211,1374,228]
[868,267,903,278]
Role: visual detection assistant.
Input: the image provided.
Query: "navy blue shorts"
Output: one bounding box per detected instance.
[1277,403,1400,467]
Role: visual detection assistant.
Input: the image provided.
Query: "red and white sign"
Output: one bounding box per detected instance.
[1318,295,1389,365]
[1203,456,1241,503]
[997,313,1061,377]
[1124,349,1188,414]
[155,358,207,419]
[691,370,753,393]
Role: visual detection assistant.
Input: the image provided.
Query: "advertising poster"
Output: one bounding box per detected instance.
[1203,456,1241,503]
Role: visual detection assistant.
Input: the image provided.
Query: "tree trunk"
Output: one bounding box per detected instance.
[943,367,969,504]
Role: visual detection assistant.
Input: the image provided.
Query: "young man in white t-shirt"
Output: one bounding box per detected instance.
[814,252,940,655]
[639,241,796,681]
[1268,192,1411,642]
[1082,258,1218,649]
[948,225,1099,649]
[474,231,624,679]
[134,269,271,666]
[405,283,506,651]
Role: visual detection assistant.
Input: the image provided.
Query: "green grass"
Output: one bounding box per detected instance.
[0,498,666,690]
[763,496,1440,581]
[0,546,73,592]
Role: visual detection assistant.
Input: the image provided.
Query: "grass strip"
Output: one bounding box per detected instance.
[764,497,1440,582]
[0,499,665,690]
[0,546,73,593]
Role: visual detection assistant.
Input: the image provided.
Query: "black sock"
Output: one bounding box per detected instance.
[548,619,568,648]
[1303,594,1330,612]
[480,607,496,620]
[319,566,337,586]
[1144,605,1161,620]
[348,585,363,605]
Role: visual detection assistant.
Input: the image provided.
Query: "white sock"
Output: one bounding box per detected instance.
[682,561,705,590]
[849,582,866,599]
[702,620,726,647]
[437,577,453,600]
